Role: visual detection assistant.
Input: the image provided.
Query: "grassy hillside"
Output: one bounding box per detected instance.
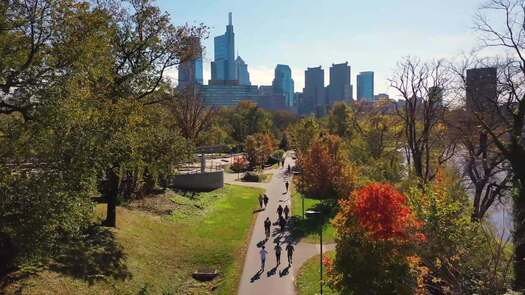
[295,251,337,295]
[2,184,262,295]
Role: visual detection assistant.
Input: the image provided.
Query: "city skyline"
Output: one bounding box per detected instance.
[161,0,485,97]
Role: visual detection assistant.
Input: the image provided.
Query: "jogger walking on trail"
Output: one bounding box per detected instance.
[277,205,283,218]
[274,242,282,265]
[260,246,268,270]
[284,205,290,220]
[286,243,294,265]
[264,217,271,238]
[278,216,286,232]
[258,194,264,209]
[263,194,269,208]
[285,181,289,192]
[281,158,285,167]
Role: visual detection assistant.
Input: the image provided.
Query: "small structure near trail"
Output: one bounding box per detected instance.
[170,145,227,191]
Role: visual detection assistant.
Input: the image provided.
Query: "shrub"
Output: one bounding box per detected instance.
[242,172,262,182]
[230,156,248,173]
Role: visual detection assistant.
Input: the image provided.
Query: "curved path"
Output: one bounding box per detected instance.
[226,155,334,295]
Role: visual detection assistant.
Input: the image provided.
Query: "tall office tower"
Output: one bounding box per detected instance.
[177,37,203,89]
[272,64,295,107]
[211,12,237,84]
[328,62,352,104]
[236,56,251,85]
[466,67,497,113]
[302,66,325,115]
[357,71,375,101]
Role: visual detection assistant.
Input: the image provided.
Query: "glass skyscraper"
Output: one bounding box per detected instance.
[327,62,352,104]
[236,56,251,85]
[357,71,374,101]
[302,66,325,115]
[211,13,237,84]
[177,37,203,89]
[272,64,294,107]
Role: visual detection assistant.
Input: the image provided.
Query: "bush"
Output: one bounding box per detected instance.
[242,172,263,182]
[267,149,285,165]
[230,156,248,173]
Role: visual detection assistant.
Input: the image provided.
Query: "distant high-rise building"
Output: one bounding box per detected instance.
[328,62,352,104]
[178,37,203,89]
[466,67,497,113]
[236,56,251,85]
[272,64,295,107]
[199,84,259,106]
[302,66,326,116]
[357,71,374,101]
[211,13,237,84]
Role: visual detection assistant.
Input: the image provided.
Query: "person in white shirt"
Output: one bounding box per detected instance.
[259,245,269,270]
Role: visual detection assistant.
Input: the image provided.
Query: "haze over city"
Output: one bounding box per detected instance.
[161,0,484,95]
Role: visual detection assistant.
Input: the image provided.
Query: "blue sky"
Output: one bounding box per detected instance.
[160,0,486,96]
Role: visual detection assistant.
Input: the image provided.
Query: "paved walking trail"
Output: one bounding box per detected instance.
[225,155,334,295]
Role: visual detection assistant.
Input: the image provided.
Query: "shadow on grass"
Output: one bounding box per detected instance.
[49,225,131,285]
[288,199,337,242]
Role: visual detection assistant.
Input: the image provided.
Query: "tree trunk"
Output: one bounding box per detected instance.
[514,184,525,292]
[103,167,119,227]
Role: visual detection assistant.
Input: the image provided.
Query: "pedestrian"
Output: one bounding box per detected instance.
[264,217,271,238]
[263,194,269,208]
[258,194,264,209]
[277,204,283,218]
[284,205,290,220]
[285,181,289,192]
[274,242,282,265]
[286,243,295,265]
[279,216,286,232]
[281,158,285,167]
[287,164,291,174]
[260,245,268,270]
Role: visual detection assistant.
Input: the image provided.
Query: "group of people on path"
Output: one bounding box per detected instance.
[256,155,295,272]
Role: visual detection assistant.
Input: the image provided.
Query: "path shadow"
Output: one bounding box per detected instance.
[252,208,265,214]
[256,238,268,248]
[266,266,278,277]
[49,225,131,285]
[250,269,263,283]
[279,265,290,277]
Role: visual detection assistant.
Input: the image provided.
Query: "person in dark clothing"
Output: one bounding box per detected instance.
[258,194,264,209]
[264,217,271,238]
[287,164,291,173]
[284,205,290,220]
[263,194,269,208]
[285,181,289,192]
[274,242,282,265]
[286,243,295,265]
[277,205,283,218]
[281,159,285,167]
[278,216,286,232]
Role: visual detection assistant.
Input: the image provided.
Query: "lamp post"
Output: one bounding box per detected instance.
[305,210,323,295]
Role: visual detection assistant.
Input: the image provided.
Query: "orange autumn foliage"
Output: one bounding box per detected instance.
[337,183,425,242]
[296,134,357,198]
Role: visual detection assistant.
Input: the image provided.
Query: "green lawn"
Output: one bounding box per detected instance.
[2,184,262,295]
[290,191,337,243]
[295,251,338,295]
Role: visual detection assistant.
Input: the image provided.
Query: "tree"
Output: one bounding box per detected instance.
[245,133,275,170]
[471,1,525,289]
[390,57,456,184]
[328,183,425,295]
[169,86,217,145]
[328,102,354,138]
[296,134,358,198]
[288,117,322,157]
[229,101,272,143]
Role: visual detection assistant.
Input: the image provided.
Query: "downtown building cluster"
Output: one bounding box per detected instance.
[178,13,381,115]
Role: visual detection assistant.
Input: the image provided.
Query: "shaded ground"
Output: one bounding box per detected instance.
[290,192,338,244]
[1,184,262,295]
[295,251,338,295]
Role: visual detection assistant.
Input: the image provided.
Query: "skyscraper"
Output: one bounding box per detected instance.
[177,37,203,89]
[327,62,352,104]
[357,71,374,101]
[272,64,295,107]
[211,13,237,84]
[466,67,497,113]
[302,66,325,115]
[236,56,251,85]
